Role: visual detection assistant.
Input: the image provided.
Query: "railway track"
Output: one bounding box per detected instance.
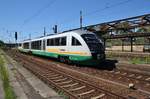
[10,51,126,99]
[62,63,150,94]
[5,49,150,98]
[100,69,150,92]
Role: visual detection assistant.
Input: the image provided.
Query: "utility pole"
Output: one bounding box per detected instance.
[44,27,46,36]
[15,32,17,47]
[43,27,46,51]
[29,33,31,40]
[53,25,57,33]
[80,10,83,29]
[7,30,11,43]
[29,33,31,50]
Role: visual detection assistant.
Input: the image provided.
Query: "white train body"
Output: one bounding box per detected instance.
[19,29,105,65]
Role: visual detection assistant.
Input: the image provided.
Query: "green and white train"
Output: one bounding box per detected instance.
[19,29,105,65]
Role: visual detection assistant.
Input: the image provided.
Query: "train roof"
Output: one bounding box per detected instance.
[22,29,94,42]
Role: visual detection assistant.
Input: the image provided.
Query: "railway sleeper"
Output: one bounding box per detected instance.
[49,76,63,80]
[43,72,56,76]
[145,77,150,81]
[53,78,68,82]
[91,93,106,99]
[48,74,60,78]
[114,71,121,74]
[56,80,72,85]
[128,74,135,77]
[136,75,142,79]
[61,83,78,88]
[69,86,86,92]
[77,89,95,97]
[121,73,127,75]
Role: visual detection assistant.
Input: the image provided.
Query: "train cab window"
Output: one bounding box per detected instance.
[81,34,99,43]
[72,36,81,46]
[60,37,66,46]
[81,34,104,52]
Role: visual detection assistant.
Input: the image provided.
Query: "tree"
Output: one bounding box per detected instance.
[115,21,131,34]
[136,26,150,44]
[136,26,150,33]
[0,40,4,47]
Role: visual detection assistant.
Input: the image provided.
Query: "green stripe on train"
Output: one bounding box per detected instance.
[20,49,92,61]
[32,50,91,61]
[19,49,101,65]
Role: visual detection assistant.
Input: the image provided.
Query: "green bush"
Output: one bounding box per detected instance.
[0,40,4,48]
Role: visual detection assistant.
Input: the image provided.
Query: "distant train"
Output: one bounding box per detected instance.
[18,29,105,65]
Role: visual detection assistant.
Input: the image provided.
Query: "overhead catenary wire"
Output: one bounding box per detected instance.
[19,0,134,39]
[21,0,57,27]
[84,0,132,17]
[59,0,134,27]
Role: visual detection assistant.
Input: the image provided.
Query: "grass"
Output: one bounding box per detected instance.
[106,52,150,64]
[0,55,16,99]
[130,57,150,64]
[57,90,68,99]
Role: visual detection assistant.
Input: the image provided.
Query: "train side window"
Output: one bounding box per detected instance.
[47,39,51,46]
[72,36,81,46]
[47,37,66,46]
[31,42,34,49]
[60,37,66,46]
[39,41,41,49]
[47,39,54,46]
[51,39,54,46]
[47,39,50,46]
[23,42,29,49]
[31,40,41,50]
[31,41,34,49]
[55,38,60,46]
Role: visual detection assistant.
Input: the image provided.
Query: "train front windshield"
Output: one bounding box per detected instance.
[81,34,104,53]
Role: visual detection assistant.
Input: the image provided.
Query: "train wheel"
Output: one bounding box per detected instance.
[59,56,65,63]
[59,56,72,64]
[66,57,72,64]
[28,51,32,55]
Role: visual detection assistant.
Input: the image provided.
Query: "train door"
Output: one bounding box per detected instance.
[43,39,46,50]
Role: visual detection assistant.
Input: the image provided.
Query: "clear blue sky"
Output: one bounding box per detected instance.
[0,0,150,43]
